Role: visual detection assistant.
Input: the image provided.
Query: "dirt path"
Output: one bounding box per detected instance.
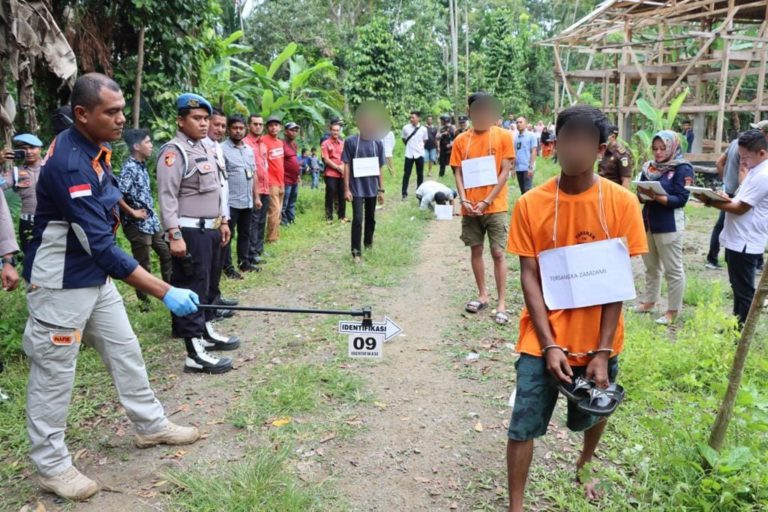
[322,218,514,511]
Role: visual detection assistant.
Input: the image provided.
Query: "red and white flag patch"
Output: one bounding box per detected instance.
[69,184,92,199]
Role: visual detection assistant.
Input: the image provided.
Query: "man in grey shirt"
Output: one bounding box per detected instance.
[222,114,259,276]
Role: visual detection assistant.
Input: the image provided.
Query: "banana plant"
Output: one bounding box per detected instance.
[631,88,690,167]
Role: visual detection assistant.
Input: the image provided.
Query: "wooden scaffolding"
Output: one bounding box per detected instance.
[544,0,768,160]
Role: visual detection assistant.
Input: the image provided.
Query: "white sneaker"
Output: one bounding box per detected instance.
[184,337,233,374]
[134,421,201,448]
[39,466,99,501]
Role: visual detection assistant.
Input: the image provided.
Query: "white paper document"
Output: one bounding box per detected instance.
[685,186,729,202]
[538,238,636,310]
[353,157,380,178]
[461,155,498,189]
[434,204,453,220]
[634,180,666,201]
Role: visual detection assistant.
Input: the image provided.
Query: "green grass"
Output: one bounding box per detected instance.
[165,447,346,512]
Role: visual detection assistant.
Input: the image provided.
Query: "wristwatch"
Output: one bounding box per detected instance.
[2,255,17,267]
[168,230,183,241]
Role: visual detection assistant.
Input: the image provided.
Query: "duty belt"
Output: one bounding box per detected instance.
[178,216,222,230]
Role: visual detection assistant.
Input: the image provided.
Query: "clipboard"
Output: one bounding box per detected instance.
[685,186,729,202]
[634,180,666,201]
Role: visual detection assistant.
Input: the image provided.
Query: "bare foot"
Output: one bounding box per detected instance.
[575,472,605,502]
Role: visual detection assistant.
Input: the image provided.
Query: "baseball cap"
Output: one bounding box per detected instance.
[284,122,300,130]
[749,120,768,131]
[266,115,282,125]
[177,93,212,115]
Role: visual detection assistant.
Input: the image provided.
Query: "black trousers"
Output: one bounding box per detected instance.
[402,157,424,197]
[325,176,346,220]
[123,223,173,301]
[351,196,377,255]
[248,193,270,260]
[725,248,761,327]
[18,218,34,255]
[516,171,533,194]
[438,152,451,177]
[224,207,252,271]
[171,227,221,339]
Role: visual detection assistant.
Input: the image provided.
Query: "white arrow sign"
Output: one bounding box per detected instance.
[338,316,402,342]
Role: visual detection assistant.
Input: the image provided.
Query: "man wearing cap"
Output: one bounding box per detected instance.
[436,114,455,178]
[264,115,286,242]
[157,92,240,375]
[455,115,469,136]
[2,133,44,253]
[282,122,301,225]
[598,125,633,188]
[22,73,200,501]
[244,114,269,265]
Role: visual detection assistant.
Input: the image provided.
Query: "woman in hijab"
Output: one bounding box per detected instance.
[635,130,695,325]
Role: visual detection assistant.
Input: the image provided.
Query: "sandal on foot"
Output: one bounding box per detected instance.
[495,310,511,325]
[465,300,488,314]
[576,383,625,417]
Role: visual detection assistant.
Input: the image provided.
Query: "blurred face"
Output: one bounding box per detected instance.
[18,144,41,164]
[426,116,433,125]
[468,97,501,132]
[608,134,617,144]
[229,121,246,142]
[267,122,281,136]
[249,116,264,136]
[516,117,527,132]
[133,136,153,159]
[508,114,514,120]
[556,123,605,177]
[738,146,768,170]
[74,86,126,144]
[651,138,669,162]
[330,124,341,139]
[207,114,227,142]
[410,113,420,125]
[178,108,210,140]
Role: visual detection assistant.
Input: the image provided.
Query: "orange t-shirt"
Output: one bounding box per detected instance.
[449,126,515,215]
[506,176,648,364]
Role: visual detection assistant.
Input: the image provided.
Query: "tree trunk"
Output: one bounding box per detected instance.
[132,24,146,129]
[464,0,469,98]
[708,268,768,452]
[449,0,460,116]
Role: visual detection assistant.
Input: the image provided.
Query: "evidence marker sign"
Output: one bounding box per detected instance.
[339,317,402,359]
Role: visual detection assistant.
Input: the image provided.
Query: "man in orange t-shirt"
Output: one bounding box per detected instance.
[450,92,515,324]
[504,105,647,511]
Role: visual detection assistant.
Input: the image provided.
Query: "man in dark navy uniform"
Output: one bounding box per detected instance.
[22,73,201,501]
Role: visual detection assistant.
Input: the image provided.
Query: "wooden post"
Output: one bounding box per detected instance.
[709,267,768,451]
[755,3,768,123]
[714,1,734,155]
[132,24,146,129]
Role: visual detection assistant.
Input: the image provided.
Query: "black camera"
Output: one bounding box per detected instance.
[12,149,26,161]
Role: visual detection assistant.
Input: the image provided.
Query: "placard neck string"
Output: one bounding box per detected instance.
[464,128,494,160]
[552,176,610,248]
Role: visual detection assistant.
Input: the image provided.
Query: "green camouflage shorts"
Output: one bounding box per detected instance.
[507,354,619,441]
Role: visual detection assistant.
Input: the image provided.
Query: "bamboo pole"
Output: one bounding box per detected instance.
[132,25,146,129]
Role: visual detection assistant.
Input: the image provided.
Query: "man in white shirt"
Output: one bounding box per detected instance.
[401,110,429,199]
[415,180,457,210]
[382,130,395,175]
[697,129,768,327]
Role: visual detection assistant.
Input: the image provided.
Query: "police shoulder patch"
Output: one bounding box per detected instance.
[164,152,177,167]
[621,157,629,167]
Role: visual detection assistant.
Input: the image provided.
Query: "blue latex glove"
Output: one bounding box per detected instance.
[162,287,199,316]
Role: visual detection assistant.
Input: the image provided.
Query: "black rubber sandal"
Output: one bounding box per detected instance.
[558,376,594,402]
[576,383,625,417]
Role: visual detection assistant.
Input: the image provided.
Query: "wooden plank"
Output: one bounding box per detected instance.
[715,1,734,155]
[755,3,768,122]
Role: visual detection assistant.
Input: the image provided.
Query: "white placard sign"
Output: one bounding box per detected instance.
[434,204,453,220]
[538,238,636,310]
[348,332,384,358]
[461,155,498,189]
[353,157,380,178]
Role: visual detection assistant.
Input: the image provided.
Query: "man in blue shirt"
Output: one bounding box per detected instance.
[117,128,173,307]
[513,116,538,194]
[22,73,200,501]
